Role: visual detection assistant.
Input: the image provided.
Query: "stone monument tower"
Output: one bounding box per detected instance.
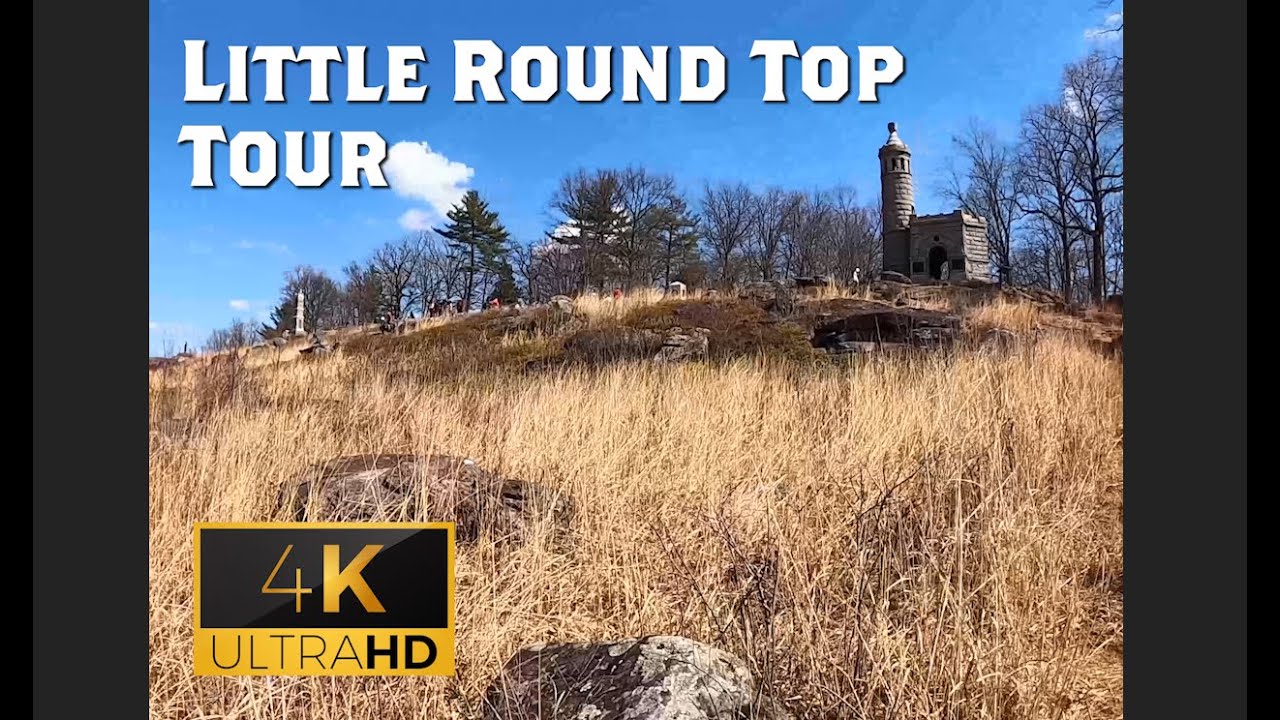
[295,291,305,335]
[874,122,991,283]
[878,122,915,276]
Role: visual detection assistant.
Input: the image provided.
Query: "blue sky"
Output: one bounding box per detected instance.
[149,0,1121,354]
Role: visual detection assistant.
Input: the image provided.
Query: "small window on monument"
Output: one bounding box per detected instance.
[911,261,925,273]
[950,259,965,271]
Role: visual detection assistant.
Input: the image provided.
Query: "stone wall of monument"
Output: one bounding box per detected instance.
[961,216,993,282]
[908,214,967,281]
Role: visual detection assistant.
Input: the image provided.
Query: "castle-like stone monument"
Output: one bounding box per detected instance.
[879,122,992,283]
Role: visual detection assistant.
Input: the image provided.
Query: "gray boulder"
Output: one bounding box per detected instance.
[979,327,1020,353]
[877,270,912,284]
[653,327,710,364]
[549,295,576,316]
[482,635,791,720]
[281,454,573,544]
[792,275,833,289]
[738,281,794,316]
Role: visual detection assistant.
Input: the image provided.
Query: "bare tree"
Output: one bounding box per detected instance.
[614,167,676,289]
[781,189,833,278]
[1104,193,1124,295]
[263,266,344,337]
[825,187,881,283]
[340,261,384,326]
[945,120,1024,284]
[699,182,755,286]
[1010,220,1058,290]
[747,187,792,281]
[1019,103,1081,301]
[514,228,587,302]
[205,318,253,352]
[1062,53,1124,303]
[510,241,537,302]
[370,237,422,320]
[411,231,465,311]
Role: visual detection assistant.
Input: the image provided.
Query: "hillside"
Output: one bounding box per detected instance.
[156,280,1122,374]
[148,281,1123,720]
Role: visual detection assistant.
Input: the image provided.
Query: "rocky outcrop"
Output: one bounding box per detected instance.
[482,635,791,720]
[281,454,573,544]
[299,332,338,356]
[810,301,961,354]
[653,327,710,364]
[877,270,912,284]
[1000,286,1067,312]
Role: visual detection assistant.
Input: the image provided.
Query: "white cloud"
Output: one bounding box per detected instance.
[233,239,291,255]
[534,226,582,257]
[383,140,476,222]
[550,223,580,240]
[229,299,251,311]
[150,320,196,334]
[398,208,434,232]
[1063,86,1083,117]
[1084,11,1123,42]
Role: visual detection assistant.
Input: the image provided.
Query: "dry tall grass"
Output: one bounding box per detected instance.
[149,307,1123,720]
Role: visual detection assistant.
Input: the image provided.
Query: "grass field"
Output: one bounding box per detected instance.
[149,293,1123,719]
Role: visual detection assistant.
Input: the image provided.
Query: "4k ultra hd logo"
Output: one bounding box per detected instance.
[193,523,455,676]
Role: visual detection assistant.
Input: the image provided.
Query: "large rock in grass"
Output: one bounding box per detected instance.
[482,636,792,720]
[877,270,912,284]
[653,327,710,364]
[549,295,576,316]
[739,281,794,316]
[979,327,1020,354]
[281,454,573,544]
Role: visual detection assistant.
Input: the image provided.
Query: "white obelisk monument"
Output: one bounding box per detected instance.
[295,291,306,335]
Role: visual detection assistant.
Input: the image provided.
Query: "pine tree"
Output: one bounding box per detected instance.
[486,259,521,305]
[652,196,700,288]
[549,170,628,292]
[434,190,511,310]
